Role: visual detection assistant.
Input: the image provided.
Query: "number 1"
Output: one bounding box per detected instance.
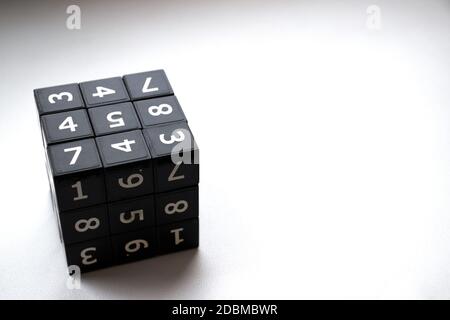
[72,181,88,201]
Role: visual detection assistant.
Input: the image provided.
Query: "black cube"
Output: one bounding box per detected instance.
[34,70,200,273]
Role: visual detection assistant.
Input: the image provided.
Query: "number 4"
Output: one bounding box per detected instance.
[111,139,135,152]
[59,116,78,132]
[93,86,116,98]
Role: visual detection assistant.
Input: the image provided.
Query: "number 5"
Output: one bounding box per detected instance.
[106,111,125,128]
[120,209,144,224]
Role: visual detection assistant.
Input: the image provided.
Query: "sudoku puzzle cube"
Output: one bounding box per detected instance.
[34,70,200,273]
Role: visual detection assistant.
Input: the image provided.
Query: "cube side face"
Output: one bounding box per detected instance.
[108,195,156,234]
[65,237,113,273]
[155,186,199,225]
[157,218,199,254]
[153,150,199,193]
[35,69,200,274]
[103,161,154,201]
[111,227,158,264]
[59,204,110,245]
[53,170,106,212]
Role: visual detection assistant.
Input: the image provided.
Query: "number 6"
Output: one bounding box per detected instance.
[118,173,144,189]
[125,239,148,253]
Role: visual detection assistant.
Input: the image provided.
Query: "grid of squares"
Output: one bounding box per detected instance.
[34,70,200,273]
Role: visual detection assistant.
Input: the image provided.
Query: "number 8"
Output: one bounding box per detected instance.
[148,104,173,116]
[164,200,188,215]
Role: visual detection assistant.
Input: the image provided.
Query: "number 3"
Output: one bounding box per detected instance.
[48,92,73,104]
[159,130,185,145]
[80,247,97,265]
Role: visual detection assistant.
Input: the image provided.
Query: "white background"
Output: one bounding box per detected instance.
[0,0,449,299]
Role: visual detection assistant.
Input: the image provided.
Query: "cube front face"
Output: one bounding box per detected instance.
[35,70,200,273]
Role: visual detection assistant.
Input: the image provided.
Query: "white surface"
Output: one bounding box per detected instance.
[0,0,450,299]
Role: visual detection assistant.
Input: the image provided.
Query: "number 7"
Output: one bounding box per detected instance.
[64,146,82,165]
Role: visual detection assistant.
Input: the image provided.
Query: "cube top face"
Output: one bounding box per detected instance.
[34,83,84,115]
[59,204,109,245]
[123,70,173,101]
[134,95,186,128]
[88,102,141,136]
[143,121,198,157]
[95,130,151,168]
[47,138,102,176]
[80,77,129,108]
[41,109,93,145]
